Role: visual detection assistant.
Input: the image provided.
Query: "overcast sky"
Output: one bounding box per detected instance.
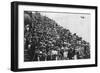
[34,11,91,43]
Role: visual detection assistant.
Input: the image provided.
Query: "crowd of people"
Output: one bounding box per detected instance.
[24,11,90,62]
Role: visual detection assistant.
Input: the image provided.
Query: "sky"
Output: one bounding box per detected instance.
[33,11,91,43]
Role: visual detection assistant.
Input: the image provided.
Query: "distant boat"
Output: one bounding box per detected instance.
[80,16,85,19]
